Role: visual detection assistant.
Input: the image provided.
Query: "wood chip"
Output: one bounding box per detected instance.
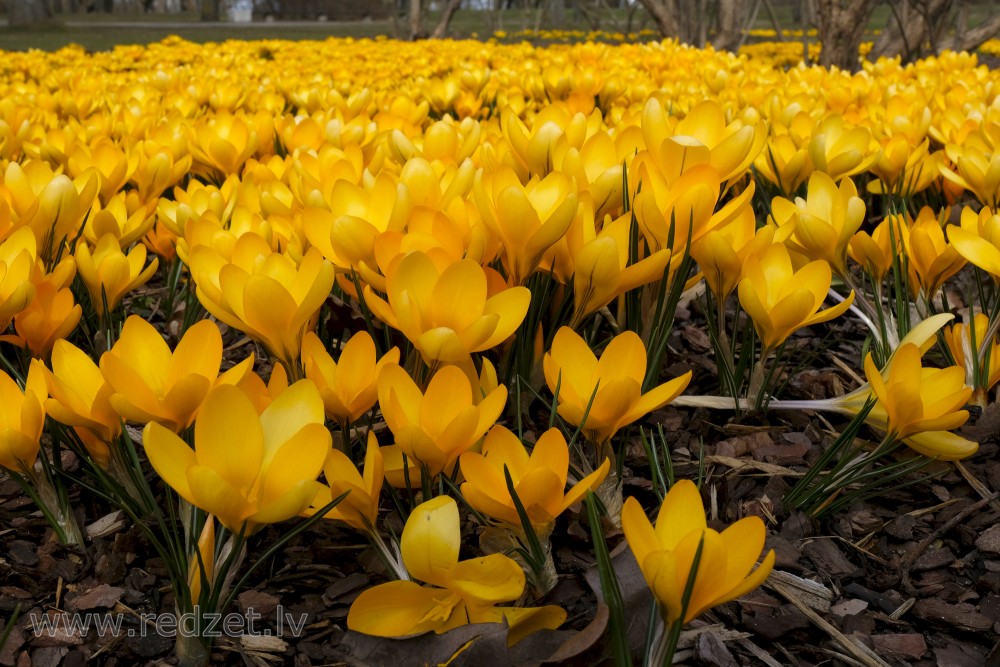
[768,570,833,613]
[704,455,803,477]
[240,634,288,654]
[86,511,125,539]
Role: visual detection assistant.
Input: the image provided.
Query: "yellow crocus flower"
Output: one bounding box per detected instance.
[0,227,38,331]
[944,313,1000,393]
[946,205,1000,278]
[75,234,158,315]
[459,426,610,532]
[188,112,259,178]
[363,251,530,366]
[864,343,971,440]
[99,316,224,432]
[66,137,139,203]
[542,327,691,445]
[143,381,329,534]
[940,144,1000,209]
[737,243,854,355]
[769,172,866,276]
[570,213,671,326]
[754,134,811,196]
[377,363,506,484]
[12,277,81,359]
[44,339,120,464]
[807,114,878,182]
[301,330,399,425]
[474,167,578,286]
[622,480,774,626]
[903,208,966,300]
[692,209,773,303]
[312,431,383,532]
[2,160,98,257]
[641,98,765,186]
[187,239,335,376]
[848,217,901,284]
[347,496,566,646]
[0,362,47,473]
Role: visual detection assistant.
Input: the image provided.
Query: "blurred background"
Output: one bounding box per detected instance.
[3,0,1000,71]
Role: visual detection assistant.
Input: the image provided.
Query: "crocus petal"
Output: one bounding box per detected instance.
[401,496,461,587]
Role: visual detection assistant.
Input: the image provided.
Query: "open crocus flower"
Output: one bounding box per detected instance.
[848,216,901,284]
[75,234,158,315]
[864,343,972,440]
[940,143,1000,209]
[542,327,691,445]
[769,172,866,276]
[312,431,383,532]
[301,331,399,426]
[363,251,530,367]
[622,480,774,626]
[737,243,854,355]
[10,265,82,358]
[377,363,506,485]
[640,98,766,186]
[347,496,566,646]
[187,238,335,377]
[0,226,38,331]
[946,205,1000,278]
[66,137,138,204]
[188,112,260,178]
[474,167,579,286]
[0,362,47,472]
[144,381,330,534]
[807,114,878,182]
[300,173,410,272]
[44,340,121,465]
[460,426,610,533]
[2,160,98,258]
[903,208,966,301]
[82,192,157,248]
[570,213,671,327]
[100,316,224,432]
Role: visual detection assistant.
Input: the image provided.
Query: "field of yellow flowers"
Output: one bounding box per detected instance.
[1,33,1000,666]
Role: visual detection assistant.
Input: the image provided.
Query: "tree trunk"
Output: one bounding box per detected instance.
[638,0,682,39]
[813,0,879,71]
[200,0,219,21]
[430,0,463,37]
[8,0,51,24]
[408,0,425,39]
[712,0,744,52]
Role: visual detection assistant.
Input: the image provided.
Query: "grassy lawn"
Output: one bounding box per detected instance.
[0,8,617,51]
[2,2,999,53]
